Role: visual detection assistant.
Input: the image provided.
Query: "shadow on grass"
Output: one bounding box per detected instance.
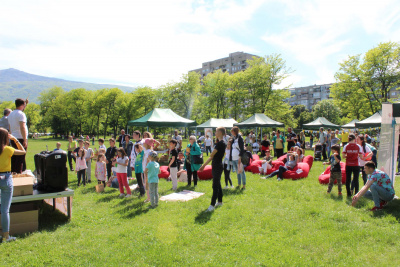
[38,202,69,233]
[329,194,344,202]
[121,200,150,219]
[222,187,244,196]
[194,209,213,225]
[370,199,400,222]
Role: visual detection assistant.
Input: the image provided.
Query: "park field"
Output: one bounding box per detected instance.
[1,137,400,266]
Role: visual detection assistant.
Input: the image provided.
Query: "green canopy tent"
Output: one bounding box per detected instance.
[355,111,382,129]
[127,108,197,130]
[302,117,340,130]
[194,118,238,129]
[341,119,359,129]
[233,113,285,140]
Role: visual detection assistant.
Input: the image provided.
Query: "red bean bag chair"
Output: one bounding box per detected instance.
[158,166,170,179]
[303,155,314,169]
[252,154,260,161]
[318,162,346,184]
[198,165,213,180]
[282,162,310,180]
[250,160,263,174]
[278,155,287,162]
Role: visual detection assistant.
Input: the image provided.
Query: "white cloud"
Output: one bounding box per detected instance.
[0,0,263,87]
[262,0,400,86]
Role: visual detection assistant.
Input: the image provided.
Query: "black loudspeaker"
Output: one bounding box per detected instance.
[34,150,68,191]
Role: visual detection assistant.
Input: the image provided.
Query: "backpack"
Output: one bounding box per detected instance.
[241,151,251,166]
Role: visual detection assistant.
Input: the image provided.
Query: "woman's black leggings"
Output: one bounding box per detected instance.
[224,163,232,186]
[186,163,198,186]
[275,149,284,158]
[206,146,212,156]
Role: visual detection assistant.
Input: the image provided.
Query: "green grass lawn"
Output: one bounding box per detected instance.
[1,137,400,266]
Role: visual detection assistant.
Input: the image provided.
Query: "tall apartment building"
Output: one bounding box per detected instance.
[286,83,333,110]
[190,52,258,78]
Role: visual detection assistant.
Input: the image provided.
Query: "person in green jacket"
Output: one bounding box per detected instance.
[271,129,286,158]
[184,135,202,187]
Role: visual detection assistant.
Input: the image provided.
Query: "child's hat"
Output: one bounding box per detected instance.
[149,151,158,158]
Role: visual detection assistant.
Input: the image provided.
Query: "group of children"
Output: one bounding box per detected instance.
[64,135,161,208]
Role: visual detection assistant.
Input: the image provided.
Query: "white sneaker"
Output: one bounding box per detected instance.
[4,236,16,242]
[119,193,125,197]
[215,202,223,207]
[125,194,132,198]
[224,186,228,189]
[206,205,215,212]
[231,185,235,189]
[277,178,283,181]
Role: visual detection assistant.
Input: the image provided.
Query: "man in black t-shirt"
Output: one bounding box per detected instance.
[287,127,296,151]
[260,134,270,157]
[168,140,179,191]
[105,138,117,181]
[199,127,227,212]
[117,129,126,148]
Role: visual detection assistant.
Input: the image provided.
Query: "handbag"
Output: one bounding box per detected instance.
[192,146,204,164]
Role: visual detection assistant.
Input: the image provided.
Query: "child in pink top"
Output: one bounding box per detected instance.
[95,153,107,187]
[75,148,87,186]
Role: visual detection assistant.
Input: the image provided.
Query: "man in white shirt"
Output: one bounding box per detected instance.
[0,109,11,131]
[8,98,29,173]
[172,130,183,152]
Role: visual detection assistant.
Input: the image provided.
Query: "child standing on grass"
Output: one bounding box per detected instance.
[75,148,87,186]
[95,153,107,187]
[324,144,342,195]
[168,139,178,191]
[84,141,94,183]
[142,138,153,202]
[145,151,160,208]
[223,139,233,189]
[134,144,145,197]
[115,148,131,198]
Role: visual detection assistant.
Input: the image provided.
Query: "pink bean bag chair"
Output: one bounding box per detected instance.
[251,160,285,174]
[198,165,213,180]
[158,166,170,179]
[252,154,260,161]
[318,162,346,184]
[277,155,287,162]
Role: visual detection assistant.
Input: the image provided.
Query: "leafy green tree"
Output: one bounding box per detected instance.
[331,41,400,117]
[227,71,247,120]
[202,70,230,118]
[24,103,42,133]
[291,105,313,128]
[244,55,292,114]
[264,89,296,128]
[312,99,341,124]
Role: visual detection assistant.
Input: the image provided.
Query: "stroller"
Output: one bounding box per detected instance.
[314,143,323,161]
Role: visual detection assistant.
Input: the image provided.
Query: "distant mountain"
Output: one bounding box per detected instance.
[0,68,137,103]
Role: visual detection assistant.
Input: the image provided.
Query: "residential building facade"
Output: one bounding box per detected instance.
[190,51,258,78]
[286,84,333,110]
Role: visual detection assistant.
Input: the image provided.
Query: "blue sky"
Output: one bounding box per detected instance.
[1,0,399,88]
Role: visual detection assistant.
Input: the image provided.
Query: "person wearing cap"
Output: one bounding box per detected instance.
[144,151,160,208]
[0,109,11,131]
[8,98,28,173]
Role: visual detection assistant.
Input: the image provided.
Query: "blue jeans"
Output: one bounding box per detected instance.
[0,173,13,233]
[310,140,313,149]
[230,160,246,185]
[327,145,331,158]
[364,184,394,208]
[127,160,132,178]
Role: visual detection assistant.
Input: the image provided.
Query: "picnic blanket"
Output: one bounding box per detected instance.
[160,190,205,202]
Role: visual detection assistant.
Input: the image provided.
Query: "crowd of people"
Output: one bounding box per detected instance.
[0,97,396,242]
